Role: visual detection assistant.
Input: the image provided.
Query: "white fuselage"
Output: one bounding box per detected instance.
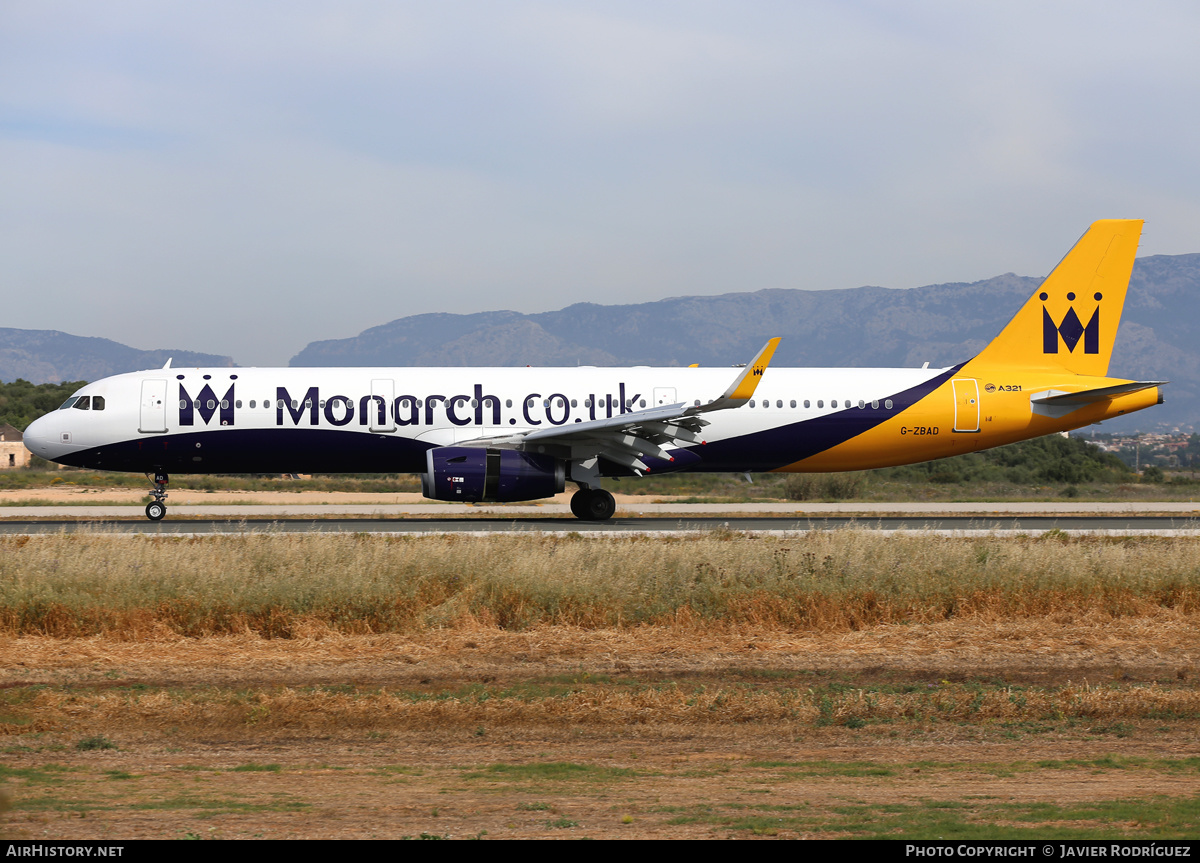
[24,364,945,475]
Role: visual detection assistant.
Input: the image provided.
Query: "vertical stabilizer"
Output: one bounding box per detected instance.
[968,219,1143,376]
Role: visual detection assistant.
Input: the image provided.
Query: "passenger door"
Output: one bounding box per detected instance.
[139,379,168,434]
[951,378,980,433]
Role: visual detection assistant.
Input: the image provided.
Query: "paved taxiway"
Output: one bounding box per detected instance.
[2,501,1199,518]
[3,501,1197,535]
[1,513,1198,536]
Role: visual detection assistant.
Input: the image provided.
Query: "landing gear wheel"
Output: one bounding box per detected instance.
[145,469,169,522]
[571,488,616,521]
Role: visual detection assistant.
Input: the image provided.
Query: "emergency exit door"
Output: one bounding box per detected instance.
[370,379,395,432]
[653,387,676,407]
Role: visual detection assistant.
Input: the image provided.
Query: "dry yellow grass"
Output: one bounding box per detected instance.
[1,531,1198,637]
[7,676,1198,740]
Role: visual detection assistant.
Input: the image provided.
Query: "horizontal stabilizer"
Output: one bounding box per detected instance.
[1030,381,1167,405]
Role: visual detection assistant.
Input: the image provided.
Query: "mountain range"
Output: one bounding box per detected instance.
[5,254,1197,431]
[0,328,232,385]
[291,254,1200,431]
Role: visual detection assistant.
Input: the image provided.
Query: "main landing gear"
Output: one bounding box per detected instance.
[570,487,616,521]
[145,470,168,521]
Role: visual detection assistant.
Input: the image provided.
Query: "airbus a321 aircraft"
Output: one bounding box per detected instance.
[23,220,1164,521]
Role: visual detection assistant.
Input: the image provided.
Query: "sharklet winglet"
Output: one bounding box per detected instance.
[688,338,781,414]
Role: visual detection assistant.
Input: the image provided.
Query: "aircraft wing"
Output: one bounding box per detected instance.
[457,338,781,473]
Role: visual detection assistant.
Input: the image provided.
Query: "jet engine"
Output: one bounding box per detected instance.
[421,446,565,502]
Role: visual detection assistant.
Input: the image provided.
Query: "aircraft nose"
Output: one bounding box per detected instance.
[22,413,57,459]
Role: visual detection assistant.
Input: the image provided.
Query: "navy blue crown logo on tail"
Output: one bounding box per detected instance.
[1041,291,1100,354]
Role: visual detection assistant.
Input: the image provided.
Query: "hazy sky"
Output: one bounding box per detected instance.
[4,1,1199,366]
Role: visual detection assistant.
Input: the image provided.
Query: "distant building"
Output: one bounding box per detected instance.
[0,424,32,469]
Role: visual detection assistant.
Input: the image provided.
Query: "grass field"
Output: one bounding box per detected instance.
[2,531,1198,636]
[2,531,1198,839]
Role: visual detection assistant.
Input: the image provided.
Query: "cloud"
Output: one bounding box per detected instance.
[3,1,1200,365]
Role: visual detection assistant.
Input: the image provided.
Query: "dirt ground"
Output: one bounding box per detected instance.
[3,620,1199,840]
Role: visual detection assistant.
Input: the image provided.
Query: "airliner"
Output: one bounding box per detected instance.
[23,219,1164,521]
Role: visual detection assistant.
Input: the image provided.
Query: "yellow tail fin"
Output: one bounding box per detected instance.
[969,219,1143,376]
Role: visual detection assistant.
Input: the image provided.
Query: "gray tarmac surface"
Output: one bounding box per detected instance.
[2,512,1199,536]
[3,501,1198,535]
[3,500,1200,519]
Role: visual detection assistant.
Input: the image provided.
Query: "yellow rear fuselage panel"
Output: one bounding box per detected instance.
[782,367,1159,472]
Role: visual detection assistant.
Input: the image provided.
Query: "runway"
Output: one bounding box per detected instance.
[2,514,1198,536]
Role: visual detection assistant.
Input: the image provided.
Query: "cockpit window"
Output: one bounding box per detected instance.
[59,396,80,410]
[92,396,105,411]
[72,396,91,410]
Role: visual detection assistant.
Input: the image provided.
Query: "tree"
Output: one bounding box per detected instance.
[0,379,87,431]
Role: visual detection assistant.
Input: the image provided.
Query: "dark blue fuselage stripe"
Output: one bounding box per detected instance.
[687,363,965,470]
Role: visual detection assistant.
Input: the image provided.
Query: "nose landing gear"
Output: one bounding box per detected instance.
[145,470,168,521]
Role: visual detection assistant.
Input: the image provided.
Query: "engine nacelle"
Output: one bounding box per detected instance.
[421,446,565,502]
